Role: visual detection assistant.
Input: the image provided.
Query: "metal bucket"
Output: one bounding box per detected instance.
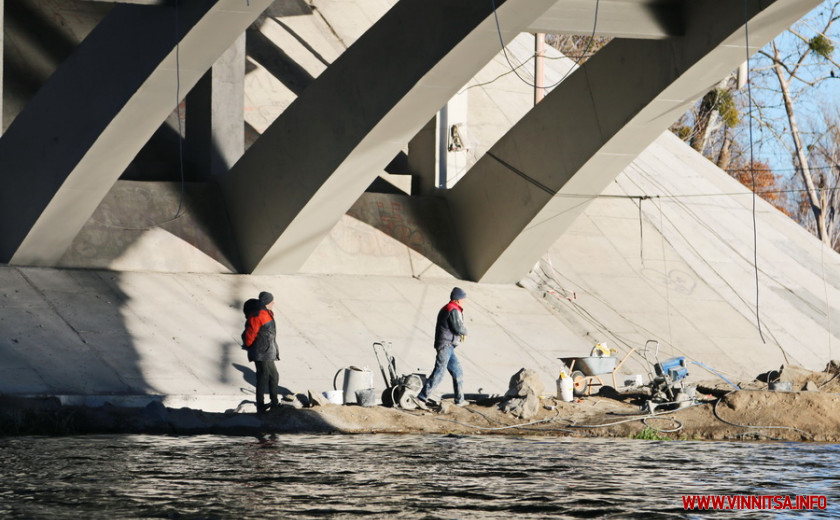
[355,388,377,407]
[334,366,375,404]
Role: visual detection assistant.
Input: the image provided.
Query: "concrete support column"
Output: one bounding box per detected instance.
[408,116,438,196]
[534,33,545,105]
[0,0,271,266]
[220,0,556,274]
[185,33,245,180]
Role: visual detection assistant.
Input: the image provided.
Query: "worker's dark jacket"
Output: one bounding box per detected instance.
[242,303,279,362]
[434,301,467,350]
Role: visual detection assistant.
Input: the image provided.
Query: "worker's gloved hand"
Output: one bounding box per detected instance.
[460,334,466,342]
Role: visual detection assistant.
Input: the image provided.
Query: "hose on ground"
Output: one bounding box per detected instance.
[712,393,813,440]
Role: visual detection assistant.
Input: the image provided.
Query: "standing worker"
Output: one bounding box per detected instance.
[242,291,280,414]
[414,287,469,409]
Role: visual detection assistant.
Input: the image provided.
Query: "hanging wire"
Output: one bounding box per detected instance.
[488,0,601,91]
[658,196,674,351]
[92,0,187,232]
[172,0,186,220]
[743,0,767,344]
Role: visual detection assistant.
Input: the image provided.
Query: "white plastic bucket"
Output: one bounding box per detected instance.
[556,376,574,402]
[323,390,343,404]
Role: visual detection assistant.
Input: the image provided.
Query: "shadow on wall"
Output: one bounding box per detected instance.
[0,266,293,404]
[346,193,467,278]
[2,0,112,131]
[0,267,148,397]
[232,363,294,398]
[58,180,242,273]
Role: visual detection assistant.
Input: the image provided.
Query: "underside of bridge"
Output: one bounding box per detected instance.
[0,0,821,282]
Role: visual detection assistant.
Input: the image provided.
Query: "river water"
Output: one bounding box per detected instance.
[0,434,836,519]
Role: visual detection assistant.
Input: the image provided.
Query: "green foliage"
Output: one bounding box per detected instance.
[808,34,834,59]
[714,88,739,127]
[629,426,671,441]
[670,124,692,142]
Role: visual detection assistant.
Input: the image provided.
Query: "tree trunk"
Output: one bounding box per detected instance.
[716,127,733,171]
[771,44,829,245]
[690,90,717,153]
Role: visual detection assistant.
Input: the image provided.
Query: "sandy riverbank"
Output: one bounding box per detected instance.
[2,363,839,442]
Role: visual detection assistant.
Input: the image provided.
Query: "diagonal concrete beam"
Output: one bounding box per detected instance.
[528,0,686,39]
[219,0,556,275]
[446,0,821,283]
[0,0,272,266]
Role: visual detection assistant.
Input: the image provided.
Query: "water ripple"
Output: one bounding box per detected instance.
[0,435,837,519]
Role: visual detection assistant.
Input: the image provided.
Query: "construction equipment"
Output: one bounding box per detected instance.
[560,355,618,397]
[642,339,692,412]
[372,341,424,409]
[560,343,635,397]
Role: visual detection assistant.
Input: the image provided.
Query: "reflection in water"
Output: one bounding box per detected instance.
[0,435,837,519]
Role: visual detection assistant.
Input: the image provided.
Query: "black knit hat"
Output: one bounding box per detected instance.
[450,287,467,300]
[259,291,274,306]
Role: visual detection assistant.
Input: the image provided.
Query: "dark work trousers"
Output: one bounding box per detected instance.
[254,359,279,409]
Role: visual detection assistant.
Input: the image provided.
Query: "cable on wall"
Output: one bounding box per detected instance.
[489,0,601,92]
[743,0,767,344]
[172,0,186,220]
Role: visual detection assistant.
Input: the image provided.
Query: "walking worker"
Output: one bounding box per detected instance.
[414,287,469,408]
[242,291,280,413]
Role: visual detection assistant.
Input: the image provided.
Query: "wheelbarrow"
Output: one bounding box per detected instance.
[560,344,639,397]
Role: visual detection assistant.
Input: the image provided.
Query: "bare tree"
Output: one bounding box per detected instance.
[790,112,840,249]
[672,1,840,249]
[751,1,840,246]
[544,34,611,64]
[670,73,740,161]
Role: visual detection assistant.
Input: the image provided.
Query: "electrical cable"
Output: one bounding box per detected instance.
[173,0,186,220]
[550,186,840,200]
[532,264,645,354]
[638,196,646,266]
[689,361,741,390]
[396,405,565,431]
[87,1,189,233]
[641,416,683,433]
[489,0,601,91]
[818,370,839,389]
[712,393,813,439]
[418,402,692,435]
[536,165,799,375]
[536,254,695,361]
[559,402,704,432]
[619,170,792,363]
[743,0,767,344]
[535,277,669,365]
[659,196,674,350]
